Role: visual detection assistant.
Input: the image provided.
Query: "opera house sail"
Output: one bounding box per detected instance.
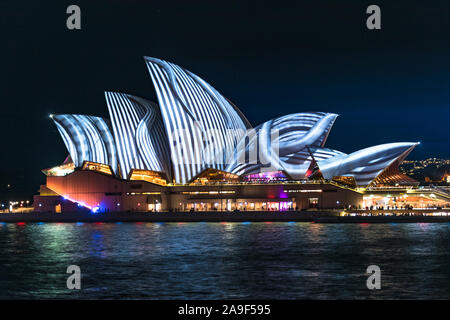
[144,57,251,184]
[36,56,425,213]
[317,142,419,186]
[104,92,172,180]
[51,114,118,174]
[226,112,340,179]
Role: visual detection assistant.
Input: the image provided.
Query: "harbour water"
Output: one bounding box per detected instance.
[0,222,449,299]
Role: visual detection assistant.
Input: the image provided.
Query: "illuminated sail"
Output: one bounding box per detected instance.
[144,56,251,184]
[52,114,118,174]
[104,92,172,180]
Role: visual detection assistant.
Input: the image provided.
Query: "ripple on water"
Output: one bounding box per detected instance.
[0,222,449,299]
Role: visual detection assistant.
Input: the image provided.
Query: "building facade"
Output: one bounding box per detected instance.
[34,57,435,213]
[34,168,363,213]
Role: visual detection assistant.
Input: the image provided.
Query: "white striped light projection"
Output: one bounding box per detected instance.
[144,57,251,184]
[227,112,339,179]
[104,92,172,180]
[50,57,419,187]
[52,114,118,173]
[317,142,419,186]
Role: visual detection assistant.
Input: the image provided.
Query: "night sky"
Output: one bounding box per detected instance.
[1,0,449,201]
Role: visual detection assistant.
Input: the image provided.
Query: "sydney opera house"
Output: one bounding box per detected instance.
[34,57,446,213]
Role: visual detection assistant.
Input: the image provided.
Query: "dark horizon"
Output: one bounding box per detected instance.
[1,0,449,201]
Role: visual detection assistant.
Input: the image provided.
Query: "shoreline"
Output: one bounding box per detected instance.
[1,211,450,223]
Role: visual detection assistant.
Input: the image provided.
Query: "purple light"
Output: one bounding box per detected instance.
[244,171,288,182]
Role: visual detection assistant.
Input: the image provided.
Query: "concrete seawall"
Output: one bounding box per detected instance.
[1,211,450,223]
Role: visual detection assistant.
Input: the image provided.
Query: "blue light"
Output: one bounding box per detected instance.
[36,222,45,225]
[242,221,251,225]
[76,222,84,226]
[91,206,100,213]
[115,222,122,225]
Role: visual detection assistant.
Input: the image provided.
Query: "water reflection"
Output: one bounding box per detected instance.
[0,222,448,299]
